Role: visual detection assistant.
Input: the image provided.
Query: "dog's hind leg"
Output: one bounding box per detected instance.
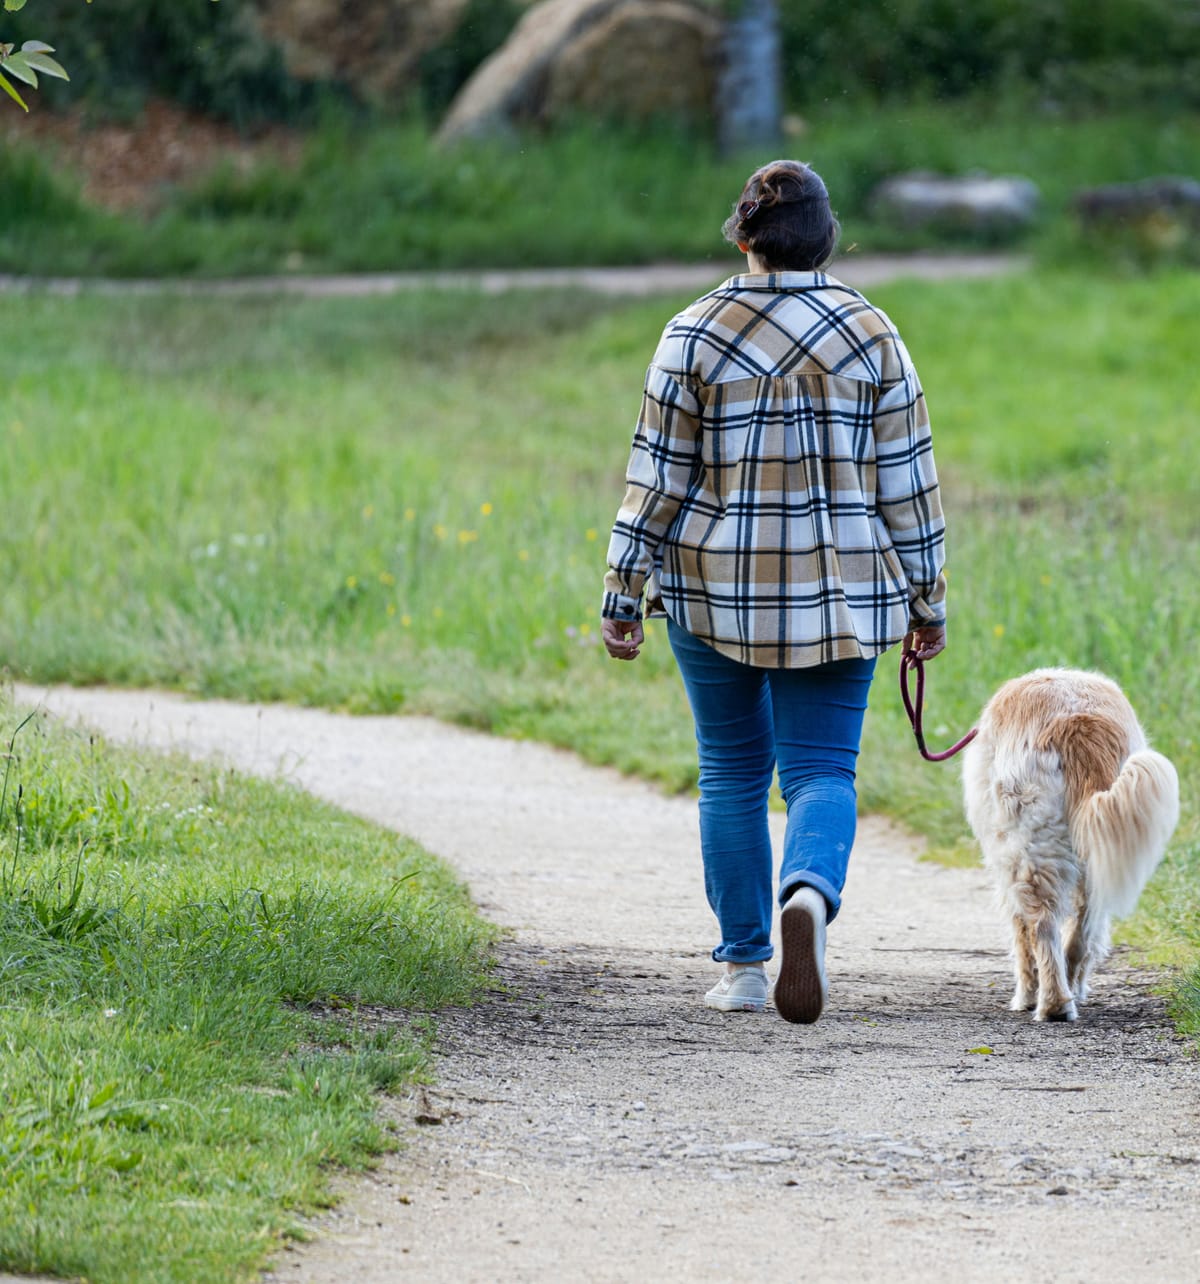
[1066,895,1110,1007]
[1064,914,1086,1002]
[1009,915,1037,1011]
[1032,914,1076,1021]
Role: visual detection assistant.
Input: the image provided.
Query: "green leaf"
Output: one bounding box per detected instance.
[87,1082,118,1110]
[23,52,68,81]
[21,40,55,54]
[1,52,38,88]
[105,1151,144,1172]
[4,0,30,13]
[0,68,28,110]
[966,1045,994,1055]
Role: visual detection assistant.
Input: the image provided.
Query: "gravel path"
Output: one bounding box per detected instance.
[15,682,1200,1284]
[0,252,1026,300]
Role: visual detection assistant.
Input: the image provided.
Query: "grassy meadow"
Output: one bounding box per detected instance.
[3,104,1199,275]
[1,264,1198,1274]
[3,265,1197,877]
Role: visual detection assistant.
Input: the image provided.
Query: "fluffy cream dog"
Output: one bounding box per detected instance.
[963,668,1179,1021]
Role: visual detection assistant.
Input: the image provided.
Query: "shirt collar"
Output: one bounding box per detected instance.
[721,270,850,293]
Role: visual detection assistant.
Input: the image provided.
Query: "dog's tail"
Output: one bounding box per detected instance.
[1067,734,1180,918]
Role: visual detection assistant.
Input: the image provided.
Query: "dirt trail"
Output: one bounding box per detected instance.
[0,251,1026,299]
[14,682,1200,1284]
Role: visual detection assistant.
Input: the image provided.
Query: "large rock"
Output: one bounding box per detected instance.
[1074,176,1200,251]
[438,0,720,142]
[257,0,471,100]
[544,2,720,122]
[438,0,623,141]
[870,172,1040,236]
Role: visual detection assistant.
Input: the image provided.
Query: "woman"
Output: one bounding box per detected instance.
[600,160,947,1024]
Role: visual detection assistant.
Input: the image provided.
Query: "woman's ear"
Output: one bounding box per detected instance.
[737,242,749,253]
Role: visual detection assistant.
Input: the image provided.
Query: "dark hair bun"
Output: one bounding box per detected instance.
[721,160,839,271]
[757,163,829,209]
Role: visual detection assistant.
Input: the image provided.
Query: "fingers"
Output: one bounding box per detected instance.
[904,626,946,661]
[601,618,644,660]
[607,638,641,660]
[917,628,946,660]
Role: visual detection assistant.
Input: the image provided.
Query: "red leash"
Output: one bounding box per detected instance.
[899,651,978,762]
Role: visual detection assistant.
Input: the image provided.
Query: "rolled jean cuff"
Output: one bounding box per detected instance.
[712,944,774,965]
[779,873,842,925]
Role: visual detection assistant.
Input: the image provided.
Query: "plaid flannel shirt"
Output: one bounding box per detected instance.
[602,271,946,668]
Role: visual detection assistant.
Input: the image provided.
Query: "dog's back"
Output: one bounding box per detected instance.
[963,668,1179,1020]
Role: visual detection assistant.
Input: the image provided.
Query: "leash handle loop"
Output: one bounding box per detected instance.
[899,650,978,763]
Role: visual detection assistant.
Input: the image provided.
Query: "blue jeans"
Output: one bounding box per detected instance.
[668,619,876,963]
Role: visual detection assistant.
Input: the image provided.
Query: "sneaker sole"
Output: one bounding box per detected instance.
[775,900,825,1024]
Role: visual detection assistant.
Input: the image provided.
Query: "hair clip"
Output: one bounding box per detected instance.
[738,199,761,223]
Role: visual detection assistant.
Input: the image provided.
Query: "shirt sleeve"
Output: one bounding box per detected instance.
[873,344,947,630]
[602,363,703,621]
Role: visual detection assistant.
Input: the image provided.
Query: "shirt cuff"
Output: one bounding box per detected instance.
[907,610,946,631]
[601,591,643,622]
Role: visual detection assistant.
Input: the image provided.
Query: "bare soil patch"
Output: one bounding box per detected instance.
[2,99,300,213]
[16,683,1200,1283]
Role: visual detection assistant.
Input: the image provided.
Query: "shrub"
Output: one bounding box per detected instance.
[0,143,86,225]
[0,0,523,127]
[778,0,1200,111]
[1,0,328,126]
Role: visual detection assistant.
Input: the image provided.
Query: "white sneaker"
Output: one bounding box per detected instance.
[775,887,828,1024]
[704,966,769,1012]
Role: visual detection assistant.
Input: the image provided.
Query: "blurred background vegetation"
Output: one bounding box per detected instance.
[7,0,1199,123]
[1,0,1197,274]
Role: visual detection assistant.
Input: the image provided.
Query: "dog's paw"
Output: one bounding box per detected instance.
[1009,991,1036,1012]
[1034,1000,1078,1022]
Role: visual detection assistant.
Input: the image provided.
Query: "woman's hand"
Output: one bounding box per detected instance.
[903,624,946,661]
[602,617,644,661]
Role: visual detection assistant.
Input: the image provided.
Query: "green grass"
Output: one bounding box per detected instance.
[1,266,1199,1272]
[2,104,1198,276]
[0,697,492,1282]
[1,267,1195,872]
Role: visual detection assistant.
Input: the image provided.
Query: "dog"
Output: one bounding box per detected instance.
[963,668,1179,1021]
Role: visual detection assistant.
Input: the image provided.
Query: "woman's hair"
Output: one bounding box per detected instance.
[721,160,840,271]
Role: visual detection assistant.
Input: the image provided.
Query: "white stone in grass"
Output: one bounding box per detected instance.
[870,172,1040,235]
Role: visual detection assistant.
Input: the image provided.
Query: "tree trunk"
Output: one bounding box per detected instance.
[716,0,782,155]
